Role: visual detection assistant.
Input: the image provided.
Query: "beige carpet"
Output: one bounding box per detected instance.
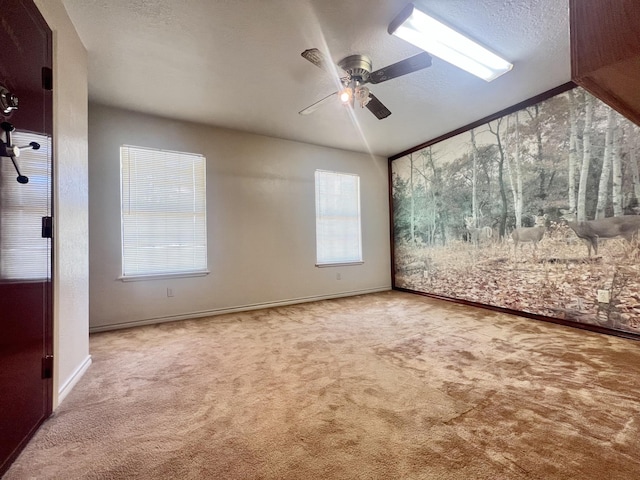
[5,291,640,479]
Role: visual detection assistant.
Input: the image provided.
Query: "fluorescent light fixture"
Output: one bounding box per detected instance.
[388,3,513,81]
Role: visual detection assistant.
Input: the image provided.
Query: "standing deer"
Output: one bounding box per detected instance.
[511,215,546,252]
[464,217,493,247]
[560,209,640,256]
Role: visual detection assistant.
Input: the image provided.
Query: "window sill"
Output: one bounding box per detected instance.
[119,270,210,282]
[315,261,364,268]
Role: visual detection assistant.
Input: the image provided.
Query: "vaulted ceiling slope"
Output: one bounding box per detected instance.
[62,0,571,157]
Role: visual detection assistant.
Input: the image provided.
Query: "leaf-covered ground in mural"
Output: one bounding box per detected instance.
[395,225,640,334]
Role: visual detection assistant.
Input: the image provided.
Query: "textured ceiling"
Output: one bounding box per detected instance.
[61,0,571,158]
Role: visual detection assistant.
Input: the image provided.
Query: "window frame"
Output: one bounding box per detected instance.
[119,144,209,281]
[314,169,363,267]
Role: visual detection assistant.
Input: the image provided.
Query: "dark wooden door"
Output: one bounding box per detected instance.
[0,0,53,475]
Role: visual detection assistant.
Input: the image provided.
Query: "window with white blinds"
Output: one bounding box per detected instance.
[315,169,362,266]
[0,132,51,280]
[120,145,208,279]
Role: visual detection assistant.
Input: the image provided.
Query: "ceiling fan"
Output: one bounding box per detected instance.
[299,48,432,119]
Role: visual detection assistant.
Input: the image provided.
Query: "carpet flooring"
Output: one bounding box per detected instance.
[5,291,640,479]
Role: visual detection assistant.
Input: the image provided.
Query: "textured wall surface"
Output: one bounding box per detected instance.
[34,0,90,408]
[88,103,391,330]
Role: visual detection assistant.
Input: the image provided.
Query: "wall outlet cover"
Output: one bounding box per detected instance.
[597,289,610,304]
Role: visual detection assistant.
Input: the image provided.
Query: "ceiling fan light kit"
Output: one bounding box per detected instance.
[355,86,371,107]
[340,88,353,104]
[388,3,513,81]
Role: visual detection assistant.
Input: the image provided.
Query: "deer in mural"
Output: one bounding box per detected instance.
[464,217,493,247]
[560,208,640,256]
[511,214,546,252]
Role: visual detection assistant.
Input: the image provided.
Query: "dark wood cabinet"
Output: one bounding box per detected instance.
[569,0,640,125]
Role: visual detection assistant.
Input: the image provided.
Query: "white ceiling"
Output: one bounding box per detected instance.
[61,0,571,158]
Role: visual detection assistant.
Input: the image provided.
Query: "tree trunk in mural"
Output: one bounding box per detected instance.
[514,113,523,228]
[470,129,478,226]
[488,118,508,238]
[504,115,517,225]
[577,95,593,221]
[409,153,415,243]
[425,147,446,245]
[595,108,614,219]
[630,149,640,206]
[413,151,433,244]
[612,124,623,216]
[526,104,547,200]
[504,113,523,228]
[568,90,578,213]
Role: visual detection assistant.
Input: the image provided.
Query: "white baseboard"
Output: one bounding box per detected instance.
[90,286,391,333]
[57,354,92,406]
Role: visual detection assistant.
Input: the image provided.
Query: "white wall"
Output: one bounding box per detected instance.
[89,104,391,330]
[34,0,91,407]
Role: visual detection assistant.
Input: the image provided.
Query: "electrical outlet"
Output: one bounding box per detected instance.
[167,287,174,297]
[597,289,610,304]
[336,273,342,280]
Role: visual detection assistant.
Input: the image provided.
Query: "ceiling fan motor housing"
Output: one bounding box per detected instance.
[338,55,372,81]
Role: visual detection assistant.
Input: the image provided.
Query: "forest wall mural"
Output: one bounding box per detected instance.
[391,85,640,336]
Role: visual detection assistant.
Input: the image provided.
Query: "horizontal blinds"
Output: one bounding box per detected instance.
[315,170,362,265]
[0,132,51,280]
[121,145,207,277]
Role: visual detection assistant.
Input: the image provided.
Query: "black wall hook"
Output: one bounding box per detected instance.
[1,121,37,184]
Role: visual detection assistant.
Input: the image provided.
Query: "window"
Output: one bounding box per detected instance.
[315,170,362,266]
[120,145,207,279]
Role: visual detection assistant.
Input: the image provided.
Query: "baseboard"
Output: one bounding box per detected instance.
[89,286,392,333]
[57,354,92,406]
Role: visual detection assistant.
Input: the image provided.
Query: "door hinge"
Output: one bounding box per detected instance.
[42,216,52,238]
[42,67,53,91]
[42,355,54,379]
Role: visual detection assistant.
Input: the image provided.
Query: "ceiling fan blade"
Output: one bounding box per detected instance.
[301,48,335,73]
[367,52,432,84]
[299,91,338,115]
[365,93,391,119]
